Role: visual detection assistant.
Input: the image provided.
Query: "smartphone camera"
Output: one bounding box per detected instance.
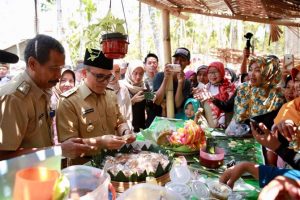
[284,54,294,71]
[250,118,264,135]
[144,92,155,101]
[167,64,181,72]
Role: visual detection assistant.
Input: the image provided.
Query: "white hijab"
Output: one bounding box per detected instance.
[122,60,145,95]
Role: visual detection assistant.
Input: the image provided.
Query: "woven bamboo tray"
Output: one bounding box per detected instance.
[111,172,170,193]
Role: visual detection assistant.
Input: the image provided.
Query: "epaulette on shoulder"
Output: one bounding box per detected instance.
[60,87,77,98]
[16,81,31,96]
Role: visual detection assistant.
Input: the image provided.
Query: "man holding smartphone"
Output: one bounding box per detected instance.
[153,47,191,114]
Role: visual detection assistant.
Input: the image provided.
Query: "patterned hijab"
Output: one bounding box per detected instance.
[122,60,145,95]
[234,55,285,122]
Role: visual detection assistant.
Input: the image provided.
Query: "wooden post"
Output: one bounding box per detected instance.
[162,9,174,118]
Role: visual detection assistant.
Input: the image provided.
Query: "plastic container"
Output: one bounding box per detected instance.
[200,147,225,169]
[165,182,191,199]
[0,146,61,199]
[13,167,60,200]
[117,183,184,200]
[62,165,116,200]
[190,180,210,198]
[208,182,232,200]
[169,164,191,184]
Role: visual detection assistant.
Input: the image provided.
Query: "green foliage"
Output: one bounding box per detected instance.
[66,0,126,64]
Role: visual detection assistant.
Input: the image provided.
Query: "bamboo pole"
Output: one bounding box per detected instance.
[162,9,174,118]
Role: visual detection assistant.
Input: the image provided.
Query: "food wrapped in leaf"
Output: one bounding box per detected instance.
[92,144,172,182]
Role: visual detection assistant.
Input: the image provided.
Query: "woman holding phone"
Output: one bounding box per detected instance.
[121,60,147,132]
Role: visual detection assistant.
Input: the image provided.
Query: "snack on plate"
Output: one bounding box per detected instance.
[157,130,172,146]
[103,151,170,177]
[168,120,206,149]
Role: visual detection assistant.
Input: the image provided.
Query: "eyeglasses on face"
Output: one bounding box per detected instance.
[207,71,220,76]
[88,70,114,82]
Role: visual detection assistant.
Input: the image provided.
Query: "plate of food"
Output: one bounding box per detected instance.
[155,120,206,155]
[91,145,172,193]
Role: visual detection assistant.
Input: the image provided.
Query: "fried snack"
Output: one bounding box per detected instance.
[156,130,172,146]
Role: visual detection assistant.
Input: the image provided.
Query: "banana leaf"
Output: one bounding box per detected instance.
[91,144,173,182]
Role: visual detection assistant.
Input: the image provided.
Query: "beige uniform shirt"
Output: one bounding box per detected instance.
[0,71,53,150]
[56,83,126,142]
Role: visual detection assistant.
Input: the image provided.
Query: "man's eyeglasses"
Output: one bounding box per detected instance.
[88,70,114,82]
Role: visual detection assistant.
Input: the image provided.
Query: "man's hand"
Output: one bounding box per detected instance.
[251,122,281,152]
[258,176,300,200]
[131,91,144,104]
[177,71,185,84]
[243,48,250,59]
[122,130,136,144]
[219,162,247,188]
[273,120,297,142]
[61,138,95,159]
[164,64,172,80]
[220,162,259,189]
[97,135,126,150]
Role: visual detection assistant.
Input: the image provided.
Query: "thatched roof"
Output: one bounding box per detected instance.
[140,0,300,27]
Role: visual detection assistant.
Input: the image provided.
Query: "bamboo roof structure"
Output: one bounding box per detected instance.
[140,0,300,27]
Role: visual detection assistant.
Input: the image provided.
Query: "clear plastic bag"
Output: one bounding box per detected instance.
[153,118,177,141]
[225,119,250,137]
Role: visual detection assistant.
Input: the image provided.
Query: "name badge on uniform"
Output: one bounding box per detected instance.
[82,108,94,115]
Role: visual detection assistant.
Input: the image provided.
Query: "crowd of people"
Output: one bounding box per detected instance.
[0,34,300,198]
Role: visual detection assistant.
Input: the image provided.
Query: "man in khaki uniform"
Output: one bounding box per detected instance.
[56,49,134,157]
[0,35,92,160]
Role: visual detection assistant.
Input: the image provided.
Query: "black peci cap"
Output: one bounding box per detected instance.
[83,48,113,70]
[0,50,19,64]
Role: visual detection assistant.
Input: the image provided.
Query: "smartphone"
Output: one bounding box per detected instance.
[167,64,181,72]
[250,118,264,135]
[284,54,294,71]
[144,91,155,101]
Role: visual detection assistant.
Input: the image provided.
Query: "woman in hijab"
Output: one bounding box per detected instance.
[234,55,284,128]
[233,55,285,166]
[51,67,76,144]
[121,60,146,132]
[175,98,200,120]
[225,67,238,84]
[196,65,209,85]
[185,70,198,88]
[194,61,236,128]
[274,64,300,126]
[51,68,76,110]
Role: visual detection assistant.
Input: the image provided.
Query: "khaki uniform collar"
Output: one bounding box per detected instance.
[79,82,106,99]
[79,82,92,99]
[22,71,49,99]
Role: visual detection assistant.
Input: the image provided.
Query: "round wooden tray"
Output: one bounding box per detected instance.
[111,172,170,193]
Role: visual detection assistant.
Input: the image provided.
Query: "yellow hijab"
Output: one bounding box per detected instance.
[234,55,285,122]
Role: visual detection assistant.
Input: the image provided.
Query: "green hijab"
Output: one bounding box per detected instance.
[176,98,200,120]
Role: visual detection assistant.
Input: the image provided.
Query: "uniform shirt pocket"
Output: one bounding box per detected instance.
[79,108,101,138]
